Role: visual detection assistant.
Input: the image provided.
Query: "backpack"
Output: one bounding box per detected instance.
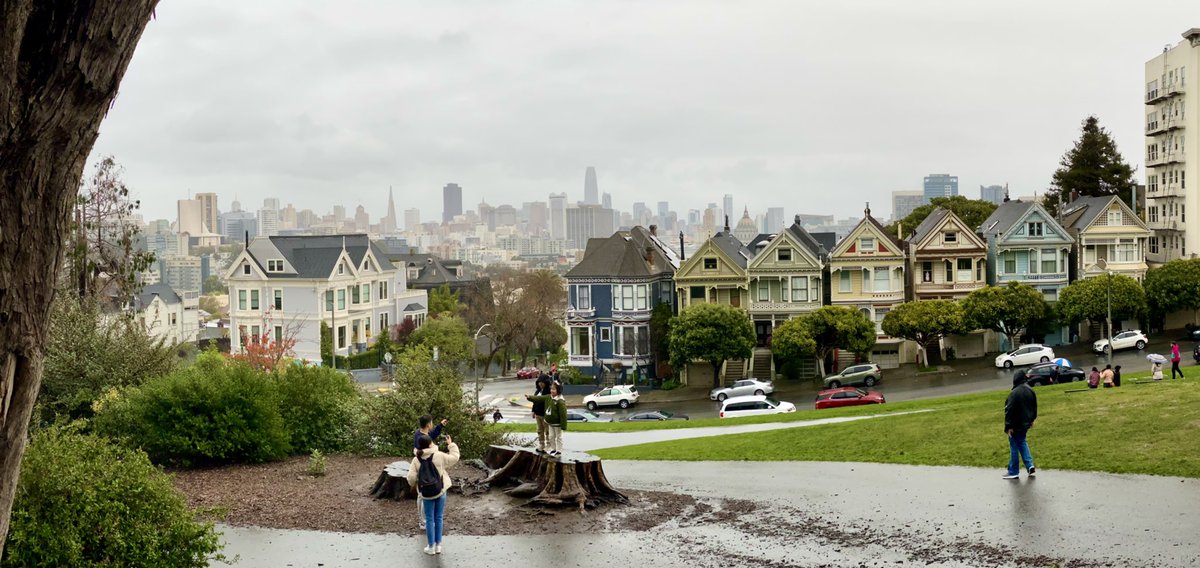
[416,455,443,498]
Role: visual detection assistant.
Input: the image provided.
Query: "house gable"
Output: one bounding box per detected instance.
[748,230,822,271]
[1073,198,1152,237]
[675,238,746,281]
[224,250,269,281]
[913,212,986,252]
[996,205,1072,246]
[831,219,904,261]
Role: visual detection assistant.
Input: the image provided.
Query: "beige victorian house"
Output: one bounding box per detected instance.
[829,206,912,368]
[906,207,988,300]
[673,227,753,384]
[1061,196,1153,282]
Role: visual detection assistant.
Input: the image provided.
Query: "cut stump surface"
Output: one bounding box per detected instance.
[483,445,627,510]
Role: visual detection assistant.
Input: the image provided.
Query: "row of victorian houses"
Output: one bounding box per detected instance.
[565,195,1152,385]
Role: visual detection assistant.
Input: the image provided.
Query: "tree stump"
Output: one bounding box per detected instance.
[369,461,416,500]
[483,445,627,510]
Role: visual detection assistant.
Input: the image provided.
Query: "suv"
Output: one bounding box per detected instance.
[718,395,796,419]
[1093,330,1148,354]
[1024,362,1085,387]
[709,378,774,402]
[824,363,882,388]
[583,385,639,410]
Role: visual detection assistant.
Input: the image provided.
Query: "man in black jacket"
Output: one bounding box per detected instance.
[531,376,550,453]
[1003,371,1037,479]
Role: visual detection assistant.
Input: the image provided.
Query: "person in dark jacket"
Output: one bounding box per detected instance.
[531,376,550,453]
[1112,365,1122,387]
[1003,371,1037,479]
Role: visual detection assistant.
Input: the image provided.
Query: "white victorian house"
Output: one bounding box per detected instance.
[130,283,200,345]
[225,235,427,364]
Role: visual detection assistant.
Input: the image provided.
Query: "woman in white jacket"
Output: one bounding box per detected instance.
[407,434,460,555]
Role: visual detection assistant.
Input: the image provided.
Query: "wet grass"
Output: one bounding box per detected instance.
[592,373,1200,478]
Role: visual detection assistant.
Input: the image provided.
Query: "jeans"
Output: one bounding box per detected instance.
[422,494,446,547]
[1007,429,1034,476]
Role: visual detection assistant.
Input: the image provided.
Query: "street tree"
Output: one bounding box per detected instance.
[1143,259,1200,321]
[668,303,755,388]
[961,283,1049,351]
[1043,115,1137,217]
[881,300,969,367]
[408,315,475,367]
[202,275,227,295]
[0,1,159,553]
[800,306,877,377]
[649,303,673,375]
[770,318,816,370]
[69,156,156,305]
[230,313,302,373]
[427,283,461,318]
[888,196,997,238]
[1057,274,1147,327]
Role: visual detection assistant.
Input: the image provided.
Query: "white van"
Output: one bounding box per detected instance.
[718,395,797,419]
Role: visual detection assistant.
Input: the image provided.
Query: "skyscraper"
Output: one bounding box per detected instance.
[549,193,567,239]
[601,192,611,209]
[657,201,670,220]
[442,183,463,223]
[923,174,959,202]
[566,204,615,248]
[892,190,926,221]
[404,208,420,231]
[723,194,734,223]
[584,167,599,204]
[765,207,785,232]
[383,187,398,233]
[979,184,1007,205]
[195,192,218,234]
[176,198,203,236]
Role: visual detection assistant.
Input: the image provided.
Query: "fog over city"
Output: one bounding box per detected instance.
[92,0,1193,221]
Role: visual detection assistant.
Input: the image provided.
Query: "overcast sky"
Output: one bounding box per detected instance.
[92,0,1198,224]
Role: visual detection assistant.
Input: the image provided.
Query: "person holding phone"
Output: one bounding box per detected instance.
[407,433,459,555]
[413,415,447,529]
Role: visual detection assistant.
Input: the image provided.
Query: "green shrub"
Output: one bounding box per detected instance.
[275,365,360,453]
[94,360,291,466]
[2,428,223,567]
[659,379,681,391]
[559,366,592,385]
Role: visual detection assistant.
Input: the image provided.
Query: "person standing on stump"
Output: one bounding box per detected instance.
[530,375,550,453]
[1003,371,1037,480]
[413,415,447,529]
[407,434,459,555]
[527,382,567,456]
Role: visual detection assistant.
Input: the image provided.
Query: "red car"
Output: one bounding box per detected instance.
[516,367,541,379]
[814,387,885,410]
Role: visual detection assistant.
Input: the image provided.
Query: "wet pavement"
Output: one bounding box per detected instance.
[215,460,1200,567]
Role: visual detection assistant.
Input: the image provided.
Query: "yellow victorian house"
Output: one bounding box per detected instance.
[674,225,753,384]
[829,205,912,368]
[1061,195,1153,282]
[906,207,988,301]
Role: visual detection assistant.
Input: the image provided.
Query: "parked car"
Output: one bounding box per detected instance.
[994,344,1055,369]
[1092,330,1148,353]
[1024,362,1085,387]
[709,378,774,402]
[718,395,796,419]
[824,363,882,388]
[566,409,612,423]
[814,387,885,410]
[516,367,541,379]
[623,410,689,422]
[583,385,639,410]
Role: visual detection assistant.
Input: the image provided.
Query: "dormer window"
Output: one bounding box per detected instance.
[943,232,957,243]
[267,259,284,272]
[1027,222,1044,237]
[338,262,346,275]
[859,237,875,252]
[703,258,717,270]
[243,263,251,275]
[777,248,792,262]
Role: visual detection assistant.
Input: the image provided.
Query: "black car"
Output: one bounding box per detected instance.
[622,410,689,422]
[1025,362,1084,387]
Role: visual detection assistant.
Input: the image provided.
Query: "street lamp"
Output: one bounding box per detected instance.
[472,323,492,406]
[1106,270,1114,366]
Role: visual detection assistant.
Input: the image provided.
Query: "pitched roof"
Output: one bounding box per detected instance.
[566,226,678,279]
[1060,195,1119,232]
[133,283,182,310]
[907,207,952,244]
[977,200,1035,235]
[810,232,839,253]
[250,235,393,278]
[710,230,754,269]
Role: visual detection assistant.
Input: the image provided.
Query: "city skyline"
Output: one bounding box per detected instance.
[86,1,1191,224]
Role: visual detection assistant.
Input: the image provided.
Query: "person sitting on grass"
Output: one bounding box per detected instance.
[1088,367,1101,389]
[526,382,567,456]
[1101,365,1114,389]
[1152,361,1164,381]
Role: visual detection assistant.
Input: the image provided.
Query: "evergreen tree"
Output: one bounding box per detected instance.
[1044,116,1136,217]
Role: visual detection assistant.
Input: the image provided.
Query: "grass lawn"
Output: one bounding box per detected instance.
[591,374,1200,478]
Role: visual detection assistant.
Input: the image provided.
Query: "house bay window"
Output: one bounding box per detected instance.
[238,289,247,310]
[873,267,890,291]
[379,312,389,332]
[379,281,389,300]
[351,285,361,304]
[325,290,334,311]
[570,327,591,357]
[635,284,647,310]
[790,276,808,302]
[839,270,851,292]
[613,285,635,311]
[337,325,347,349]
[1115,240,1138,262]
[1003,252,1017,274]
[922,262,933,283]
[615,326,650,356]
[273,289,283,310]
[1041,248,1058,273]
[956,258,972,282]
[363,283,371,302]
[576,285,591,309]
[250,290,260,310]
[337,289,346,310]
[757,280,770,302]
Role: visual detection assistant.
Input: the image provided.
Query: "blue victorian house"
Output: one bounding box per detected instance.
[564,225,680,382]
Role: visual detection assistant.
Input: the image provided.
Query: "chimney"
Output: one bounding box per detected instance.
[897,222,903,240]
[864,202,872,218]
[244,230,249,249]
[794,214,802,226]
[1070,190,1080,203]
[649,224,657,236]
[679,232,686,261]
[724,215,730,233]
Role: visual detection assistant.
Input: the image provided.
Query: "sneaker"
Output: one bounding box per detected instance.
[1028,467,1036,477]
[1002,473,1019,479]
[423,546,436,555]
[419,520,426,529]
[435,544,443,554]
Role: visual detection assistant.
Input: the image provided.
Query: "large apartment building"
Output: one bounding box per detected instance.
[1144,28,1200,264]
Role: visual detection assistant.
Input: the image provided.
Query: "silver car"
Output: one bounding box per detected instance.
[709,378,774,402]
[566,409,613,423]
[824,363,882,388]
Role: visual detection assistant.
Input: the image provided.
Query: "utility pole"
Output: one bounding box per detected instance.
[1107,271,1114,366]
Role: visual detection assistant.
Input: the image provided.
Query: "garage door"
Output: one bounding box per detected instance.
[872,347,900,369]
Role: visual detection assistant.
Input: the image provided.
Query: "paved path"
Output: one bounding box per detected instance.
[215,460,1200,567]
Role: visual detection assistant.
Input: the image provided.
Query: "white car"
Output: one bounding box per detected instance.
[709,378,775,402]
[583,385,639,410]
[718,395,796,419]
[1093,330,1148,353]
[994,344,1056,369]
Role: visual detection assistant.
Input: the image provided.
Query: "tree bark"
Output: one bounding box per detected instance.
[0,0,158,555]
[483,445,626,510]
[711,360,722,388]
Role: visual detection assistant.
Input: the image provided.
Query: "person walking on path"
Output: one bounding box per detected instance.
[1171,342,1184,379]
[407,434,460,555]
[527,382,568,456]
[413,415,447,529]
[530,376,550,453]
[1003,371,1037,480]
[1101,365,1115,388]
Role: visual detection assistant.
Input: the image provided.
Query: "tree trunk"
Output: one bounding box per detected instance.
[815,349,828,378]
[482,445,626,510]
[0,1,159,555]
[483,344,503,378]
[711,360,723,388]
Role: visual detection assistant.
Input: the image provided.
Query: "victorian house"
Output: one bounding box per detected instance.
[1060,195,1153,282]
[673,223,754,383]
[906,207,988,301]
[564,225,680,382]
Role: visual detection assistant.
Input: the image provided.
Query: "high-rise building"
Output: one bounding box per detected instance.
[495,204,517,227]
[584,167,599,204]
[525,201,548,234]
[176,198,203,236]
[257,208,279,237]
[979,184,1007,205]
[354,205,369,232]
[657,201,670,220]
[478,201,496,231]
[765,207,785,232]
[263,198,280,212]
[279,204,297,229]
[1144,28,1200,264]
[566,204,615,249]
[891,190,926,221]
[723,194,734,223]
[443,183,463,223]
[195,192,218,234]
[383,187,398,233]
[161,255,203,293]
[404,208,420,231]
[923,174,959,202]
[601,192,612,209]
[549,193,567,239]
[220,211,257,243]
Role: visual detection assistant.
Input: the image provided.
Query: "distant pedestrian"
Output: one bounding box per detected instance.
[1171,342,1184,379]
[1088,367,1101,389]
[1101,365,1114,388]
[1152,361,1164,381]
[413,415,447,529]
[530,376,550,452]
[492,409,503,423]
[407,434,460,555]
[1113,365,1122,387]
[1003,371,1037,480]
[527,382,567,456]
